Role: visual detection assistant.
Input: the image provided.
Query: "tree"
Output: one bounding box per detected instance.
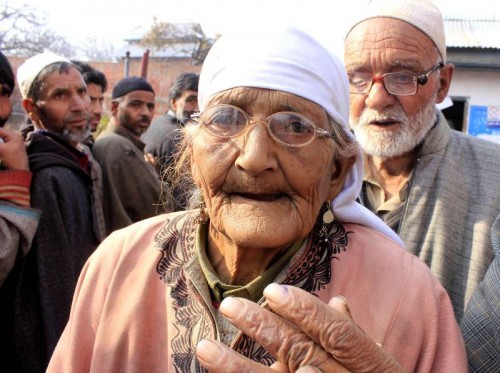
[140,19,215,65]
[80,37,116,62]
[0,1,74,57]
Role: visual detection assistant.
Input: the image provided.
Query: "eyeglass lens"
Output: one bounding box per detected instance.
[200,106,318,146]
[349,71,417,95]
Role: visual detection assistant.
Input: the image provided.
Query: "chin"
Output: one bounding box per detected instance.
[216,205,304,250]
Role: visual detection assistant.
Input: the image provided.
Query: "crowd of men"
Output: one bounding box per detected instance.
[0,0,498,371]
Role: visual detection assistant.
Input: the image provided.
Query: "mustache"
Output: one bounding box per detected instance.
[66,114,89,123]
[358,106,409,125]
[139,116,151,124]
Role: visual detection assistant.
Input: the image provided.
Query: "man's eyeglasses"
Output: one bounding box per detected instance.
[348,63,444,96]
[192,104,333,147]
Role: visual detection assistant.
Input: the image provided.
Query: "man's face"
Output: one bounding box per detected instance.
[0,83,13,127]
[87,83,104,131]
[344,18,447,158]
[114,90,155,137]
[28,67,90,146]
[171,89,198,122]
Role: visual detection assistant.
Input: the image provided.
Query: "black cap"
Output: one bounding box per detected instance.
[112,76,155,99]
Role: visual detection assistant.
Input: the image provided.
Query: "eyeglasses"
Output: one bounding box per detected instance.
[348,63,444,96]
[192,104,333,147]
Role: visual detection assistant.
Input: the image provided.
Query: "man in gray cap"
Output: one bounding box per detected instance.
[92,76,168,235]
[0,52,100,372]
[344,0,500,326]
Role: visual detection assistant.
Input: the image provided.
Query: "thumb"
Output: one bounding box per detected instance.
[328,295,352,320]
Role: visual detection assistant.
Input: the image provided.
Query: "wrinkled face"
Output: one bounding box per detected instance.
[113,90,155,137]
[345,18,450,158]
[28,67,90,146]
[172,89,198,122]
[0,83,13,127]
[189,87,351,250]
[87,83,104,131]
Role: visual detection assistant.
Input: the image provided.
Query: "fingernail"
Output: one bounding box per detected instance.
[196,339,223,364]
[263,283,289,305]
[336,295,352,317]
[219,297,243,320]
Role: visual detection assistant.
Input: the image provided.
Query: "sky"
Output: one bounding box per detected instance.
[10,0,500,59]
[13,0,366,57]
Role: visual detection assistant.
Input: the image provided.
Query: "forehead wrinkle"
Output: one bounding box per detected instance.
[206,87,328,123]
[346,20,439,71]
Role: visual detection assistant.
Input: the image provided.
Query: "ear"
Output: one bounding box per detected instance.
[22,99,40,124]
[110,100,119,117]
[170,98,178,111]
[435,62,454,104]
[327,155,356,201]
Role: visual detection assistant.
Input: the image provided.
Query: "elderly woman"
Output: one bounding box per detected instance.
[47,27,466,372]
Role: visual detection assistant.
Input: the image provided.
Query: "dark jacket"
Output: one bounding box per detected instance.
[0,130,99,372]
[93,124,168,235]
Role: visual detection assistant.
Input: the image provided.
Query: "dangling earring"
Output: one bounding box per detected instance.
[194,201,209,224]
[318,201,334,242]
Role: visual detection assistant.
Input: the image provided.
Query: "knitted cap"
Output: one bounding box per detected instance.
[17,52,70,99]
[346,0,447,63]
[112,77,155,99]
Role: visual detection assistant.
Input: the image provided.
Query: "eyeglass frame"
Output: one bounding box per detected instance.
[191,104,334,148]
[348,62,444,96]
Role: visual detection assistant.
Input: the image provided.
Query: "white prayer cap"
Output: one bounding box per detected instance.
[198,26,405,246]
[198,26,350,131]
[346,0,447,63]
[17,52,70,99]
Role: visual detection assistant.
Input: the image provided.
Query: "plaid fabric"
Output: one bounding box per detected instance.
[460,214,500,372]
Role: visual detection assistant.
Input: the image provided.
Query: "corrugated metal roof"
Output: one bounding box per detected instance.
[445,18,500,49]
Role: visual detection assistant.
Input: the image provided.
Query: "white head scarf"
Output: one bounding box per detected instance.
[199,26,404,246]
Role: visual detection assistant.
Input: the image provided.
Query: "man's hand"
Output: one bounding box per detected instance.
[0,127,29,171]
[196,284,403,372]
[144,152,157,167]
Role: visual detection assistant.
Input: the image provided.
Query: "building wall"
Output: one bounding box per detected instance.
[448,69,500,106]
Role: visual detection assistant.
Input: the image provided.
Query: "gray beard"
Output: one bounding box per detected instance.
[61,125,91,145]
[350,97,437,158]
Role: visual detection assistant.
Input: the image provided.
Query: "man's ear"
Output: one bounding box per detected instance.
[22,99,40,124]
[170,98,178,112]
[327,155,356,201]
[436,62,454,104]
[110,101,119,117]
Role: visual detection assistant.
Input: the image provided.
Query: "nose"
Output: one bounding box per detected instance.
[364,78,396,111]
[141,105,154,119]
[71,94,88,112]
[235,120,278,175]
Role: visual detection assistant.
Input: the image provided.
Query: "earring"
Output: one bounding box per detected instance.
[194,201,209,224]
[318,201,334,242]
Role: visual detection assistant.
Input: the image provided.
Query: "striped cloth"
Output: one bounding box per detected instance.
[0,170,32,207]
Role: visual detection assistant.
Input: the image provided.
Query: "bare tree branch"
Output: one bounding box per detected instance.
[0,2,74,57]
[139,19,215,65]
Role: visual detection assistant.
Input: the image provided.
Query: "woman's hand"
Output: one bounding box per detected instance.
[196,284,404,372]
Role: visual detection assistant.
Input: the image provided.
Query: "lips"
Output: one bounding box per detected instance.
[370,119,398,126]
[68,118,88,127]
[232,192,285,202]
